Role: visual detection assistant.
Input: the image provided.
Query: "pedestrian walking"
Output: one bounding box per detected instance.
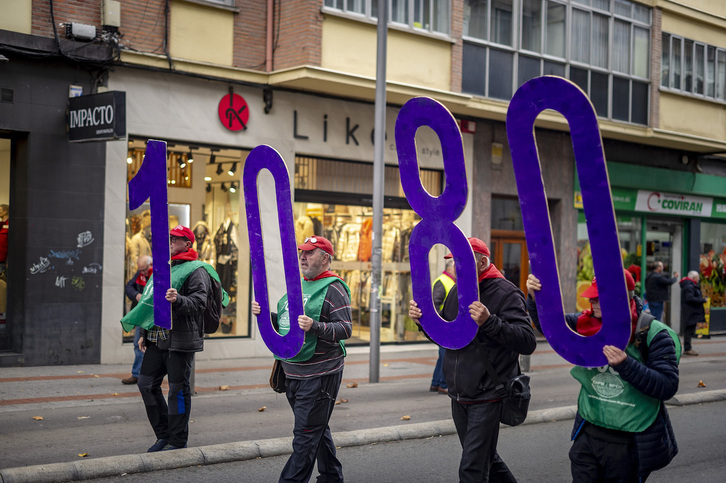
[527,269,680,482]
[122,255,152,385]
[680,270,706,356]
[645,261,678,320]
[252,236,352,483]
[409,237,536,483]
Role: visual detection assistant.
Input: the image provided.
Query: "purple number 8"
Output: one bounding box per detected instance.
[243,145,305,359]
[397,97,479,350]
[507,76,631,367]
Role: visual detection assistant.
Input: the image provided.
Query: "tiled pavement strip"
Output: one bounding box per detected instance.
[1,338,726,482]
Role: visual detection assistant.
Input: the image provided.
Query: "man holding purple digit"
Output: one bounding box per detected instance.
[409,238,536,483]
[251,236,352,483]
[526,270,680,482]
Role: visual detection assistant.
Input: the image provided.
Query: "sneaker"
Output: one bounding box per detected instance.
[160,443,187,451]
[684,350,699,356]
[147,439,169,452]
[438,387,449,395]
[121,376,138,385]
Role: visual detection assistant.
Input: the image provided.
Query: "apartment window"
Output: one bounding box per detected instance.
[662,33,726,103]
[325,0,451,35]
[462,0,650,125]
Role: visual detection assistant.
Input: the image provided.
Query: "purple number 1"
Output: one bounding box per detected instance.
[128,140,172,330]
[507,76,631,367]
[243,145,305,359]
[396,97,479,349]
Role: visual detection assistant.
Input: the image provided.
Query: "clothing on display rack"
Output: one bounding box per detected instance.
[295,216,314,245]
[192,221,215,266]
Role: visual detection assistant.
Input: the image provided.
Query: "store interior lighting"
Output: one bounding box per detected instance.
[228,162,237,176]
[220,182,228,192]
[216,163,224,176]
[229,183,237,193]
[187,151,194,163]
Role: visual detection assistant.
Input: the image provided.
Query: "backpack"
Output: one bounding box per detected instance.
[203,277,226,334]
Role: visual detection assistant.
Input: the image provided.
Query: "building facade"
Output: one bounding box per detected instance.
[1,0,725,365]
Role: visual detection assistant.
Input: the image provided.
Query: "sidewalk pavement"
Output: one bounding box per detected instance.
[2,337,726,482]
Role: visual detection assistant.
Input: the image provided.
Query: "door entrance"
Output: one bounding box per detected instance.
[491,230,528,294]
[644,218,683,329]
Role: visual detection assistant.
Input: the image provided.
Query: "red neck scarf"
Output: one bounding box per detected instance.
[304,270,343,282]
[172,248,199,261]
[478,263,506,282]
[135,265,153,287]
[576,298,639,339]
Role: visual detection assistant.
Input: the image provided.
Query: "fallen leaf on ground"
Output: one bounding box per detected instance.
[77,371,84,374]
[33,416,43,421]
[340,398,349,403]
[77,416,90,420]
[346,382,358,388]
[383,363,390,367]
[78,453,88,458]
[335,400,341,405]
[219,385,230,391]
[400,415,411,421]
[258,406,267,412]
[698,380,706,387]
[93,375,100,378]
[112,393,119,396]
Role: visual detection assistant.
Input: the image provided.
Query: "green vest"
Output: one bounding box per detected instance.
[120,260,229,332]
[433,272,456,311]
[571,320,681,432]
[275,276,351,363]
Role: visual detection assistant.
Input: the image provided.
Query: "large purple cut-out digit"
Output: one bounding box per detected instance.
[397,97,479,349]
[507,76,630,367]
[128,140,172,330]
[243,145,304,359]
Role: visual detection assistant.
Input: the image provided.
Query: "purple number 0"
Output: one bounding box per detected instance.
[243,145,305,359]
[128,140,172,330]
[397,97,479,350]
[507,76,631,367]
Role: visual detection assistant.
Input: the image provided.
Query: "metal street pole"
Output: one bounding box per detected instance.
[369,0,388,383]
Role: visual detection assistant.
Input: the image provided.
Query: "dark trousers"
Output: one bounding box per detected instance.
[451,399,516,483]
[684,324,697,351]
[137,343,194,447]
[569,430,638,483]
[280,372,344,483]
[648,301,664,321]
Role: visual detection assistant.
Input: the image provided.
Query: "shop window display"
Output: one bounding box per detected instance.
[294,202,429,343]
[124,140,250,341]
[699,222,726,307]
[0,138,9,344]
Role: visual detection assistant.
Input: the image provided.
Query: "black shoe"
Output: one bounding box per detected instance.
[160,443,187,451]
[429,385,439,392]
[147,439,169,452]
[121,376,138,385]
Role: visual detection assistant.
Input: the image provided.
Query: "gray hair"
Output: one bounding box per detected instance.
[688,270,699,280]
[444,259,455,270]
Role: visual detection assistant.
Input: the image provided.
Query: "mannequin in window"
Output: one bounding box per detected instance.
[214,213,238,297]
[192,221,215,266]
[129,211,152,270]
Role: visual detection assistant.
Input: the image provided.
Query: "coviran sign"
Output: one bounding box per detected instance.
[68,91,126,142]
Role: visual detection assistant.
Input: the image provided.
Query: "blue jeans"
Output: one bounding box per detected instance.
[431,346,447,388]
[649,301,664,321]
[132,327,144,378]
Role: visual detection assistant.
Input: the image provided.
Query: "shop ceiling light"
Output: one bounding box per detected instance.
[221,183,228,192]
[228,162,237,176]
[216,163,224,176]
[229,184,236,193]
[187,151,194,163]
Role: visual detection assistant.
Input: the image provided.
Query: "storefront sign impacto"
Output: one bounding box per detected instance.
[68,91,126,142]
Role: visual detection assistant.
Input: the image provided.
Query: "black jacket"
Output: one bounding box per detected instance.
[441,277,536,402]
[143,260,211,352]
[125,270,146,310]
[527,295,679,477]
[680,278,706,327]
[645,272,677,302]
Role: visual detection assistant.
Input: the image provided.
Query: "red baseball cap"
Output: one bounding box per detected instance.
[298,236,334,257]
[581,269,636,299]
[170,225,195,244]
[444,237,491,259]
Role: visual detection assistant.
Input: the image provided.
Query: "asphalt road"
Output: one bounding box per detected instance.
[85,399,726,482]
[2,353,724,469]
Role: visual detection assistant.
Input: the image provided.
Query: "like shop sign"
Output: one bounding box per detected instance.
[635,191,712,217]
